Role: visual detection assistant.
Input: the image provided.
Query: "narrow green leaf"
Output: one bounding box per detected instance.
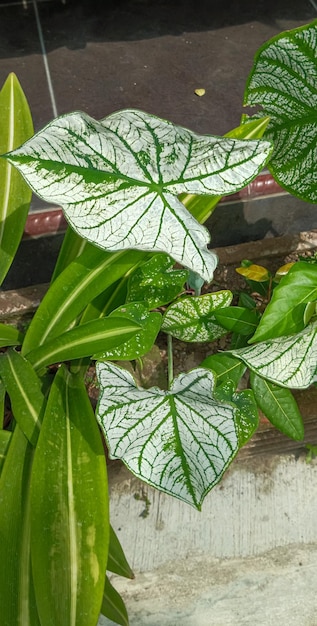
[213,306,259,335]
[250,371,304,440]
[0,424,41,626]
[52,227,89,281]
[251,262,317,342]
[162,291,232,342]
[96,362,239,509]
[127,254,188,309]
[244,20,317,202]
[0,73,33,285]
[0,349,45,445]
[230,321,317,389]
[30,366,109,626]
[0,322,24,347]
[5,110,272,282]
[0,430,11,474]
[107,526,134,579]
[101,577,129,626]
[94,303,162,361]
[214,381,259,446]
[26,316,141,370]
[200,353,246,388]
[22,245,146,355]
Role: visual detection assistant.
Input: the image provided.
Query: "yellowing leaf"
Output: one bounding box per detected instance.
[236,264,270,282]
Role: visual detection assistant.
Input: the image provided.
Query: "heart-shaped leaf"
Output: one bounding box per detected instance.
[96,362,239,509]
[4,110,272,282]
[244,21,317,202]
[127,254,188,309]
[162,291,232,342]
[230,321,317,389]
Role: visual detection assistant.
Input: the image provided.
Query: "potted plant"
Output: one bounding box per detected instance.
[0,18,316,626]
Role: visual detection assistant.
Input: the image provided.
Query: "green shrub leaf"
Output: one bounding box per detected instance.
[107,526,134,579]
[5,110,272,282]
[200,353,246,388]
[244,20,317,202]
[96,362,239,509]
[127,254,188,309]
[101,577,129,626]
[213,306,260,336]
[162,291,232,342]
[250,371,304,440]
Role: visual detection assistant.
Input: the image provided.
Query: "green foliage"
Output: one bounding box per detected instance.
[0,19,316,626]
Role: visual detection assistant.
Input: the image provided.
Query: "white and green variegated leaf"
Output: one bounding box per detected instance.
[162,291,232,342]
[127,254,188,309]
[96,362,239,509]
[244,21,317,202]
[4,110,272,282]
[230,321,317,389]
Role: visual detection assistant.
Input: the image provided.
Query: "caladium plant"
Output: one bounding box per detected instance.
[0,18,316,626]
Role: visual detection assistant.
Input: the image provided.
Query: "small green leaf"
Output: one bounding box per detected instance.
[25,316,141,371]
[214,381,259,446]
[96,362,239,509]
[101,577,129,626]
[230,321,317,389]
[162,291,232,342]
[94,303,162,361]
[250,371,304,440]
[30,366,109,626]
[5,110,272,282]
[107,526,134,579]
[0,349,46,446]
[251,262,317,342]
[0,73,33,285]
[213,306,259,336]
[127,254,188,309]
[200,353,246,388]
[244,20,317,202]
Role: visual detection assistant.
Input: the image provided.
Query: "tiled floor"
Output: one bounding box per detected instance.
[0,0,316,287]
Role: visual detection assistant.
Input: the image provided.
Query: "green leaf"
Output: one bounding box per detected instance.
[250,371,304,440]
[127,254,188,308]
[0,322,24,347]
[0,424,41,626]
[52,227,89,281]
[30,366,109,626]
[96,362,239,509]
[101,577,129,626]
[22,246,146,355]
[26,316,141,371]
[251,262,317,342]
[0,73,33,286]
[94,303,162,361]
[200,353,246,388]
[107,526,134,579]
[162,291,232,342]
[244,20,317,202]
[213,306,259,336]
[0,349,45,445]
[214,381,259,446]
[230,321,317,389]
[0,429,11,474]
[5,110,272,282]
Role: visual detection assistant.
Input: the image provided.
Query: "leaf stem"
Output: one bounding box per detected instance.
[167,333,174,389]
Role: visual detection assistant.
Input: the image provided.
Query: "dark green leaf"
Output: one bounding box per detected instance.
[200,354,246,388]
[213,306,259,335]
[250,371,304,440]
[214,381,259,446]
[0,429,11,474]
[108,526,134,579]
[101,577,129,626]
